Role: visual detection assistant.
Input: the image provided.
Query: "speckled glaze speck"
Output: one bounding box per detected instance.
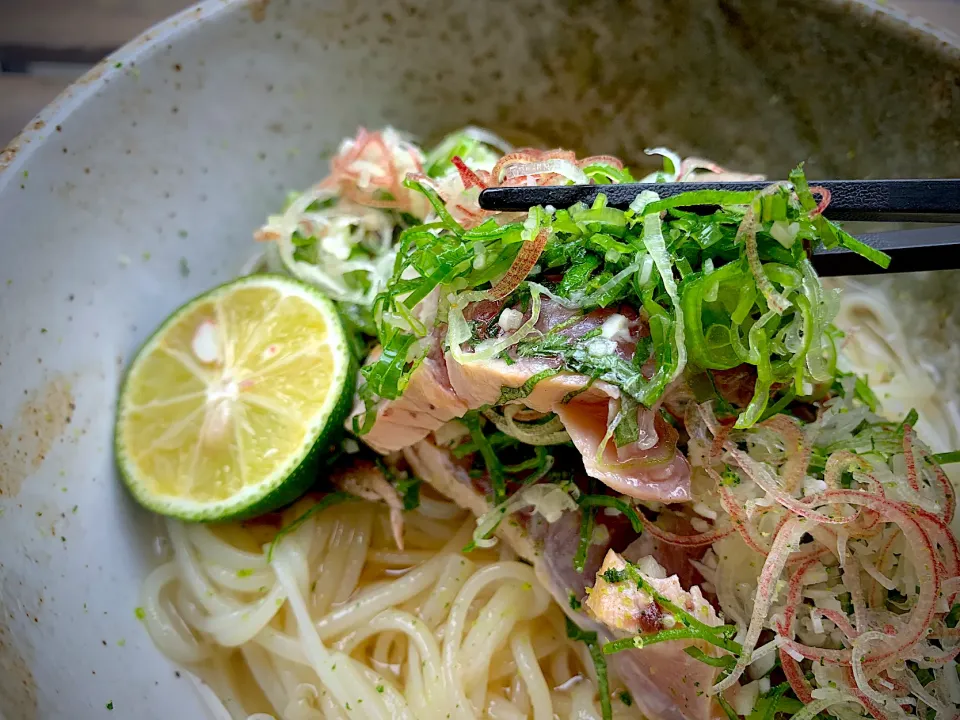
[0,0,958,717]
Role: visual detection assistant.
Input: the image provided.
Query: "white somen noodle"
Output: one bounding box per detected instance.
[140,493,637,719]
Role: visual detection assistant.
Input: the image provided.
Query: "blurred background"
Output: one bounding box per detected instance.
[1,0,960,145]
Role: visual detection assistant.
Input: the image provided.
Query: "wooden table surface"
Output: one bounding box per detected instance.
[1,0,959,146]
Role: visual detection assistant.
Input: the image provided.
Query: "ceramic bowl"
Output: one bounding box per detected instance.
[1,1,959,717]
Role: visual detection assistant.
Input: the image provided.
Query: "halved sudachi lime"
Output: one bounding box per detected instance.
[115,275,354,521]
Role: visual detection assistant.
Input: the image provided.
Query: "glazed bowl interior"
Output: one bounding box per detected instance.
[1,1,959,717]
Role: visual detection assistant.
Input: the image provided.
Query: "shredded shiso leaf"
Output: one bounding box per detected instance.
[357,151,888,432]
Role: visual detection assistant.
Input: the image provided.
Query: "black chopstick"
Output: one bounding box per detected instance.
[478,179,960,223]
[811,225,960,277]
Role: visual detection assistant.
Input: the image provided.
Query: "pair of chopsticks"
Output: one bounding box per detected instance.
[478,179,960,277]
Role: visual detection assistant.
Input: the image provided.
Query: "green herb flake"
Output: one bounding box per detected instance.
[396,476,422,511]
[721,468,741,487]
[908,661,936,687]
[945,603,960,629]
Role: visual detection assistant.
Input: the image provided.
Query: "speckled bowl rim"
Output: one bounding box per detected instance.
[2,0,960,191]
[0,0,237,182]
[851,0,960,53]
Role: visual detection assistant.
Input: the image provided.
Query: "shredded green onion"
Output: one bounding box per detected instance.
[933,450,960,465]
[268,493,356,561]
[717,694,741,720]
[574,505,595,574]
[603,627,737,654]
[396,477,422,510]
[578,495,643,533]
[898,408,920,434]
[640,189,757,216]
[460,412,507,503]
[748,681,795,720]
[565,618,612,720]
[684,646,737,669]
